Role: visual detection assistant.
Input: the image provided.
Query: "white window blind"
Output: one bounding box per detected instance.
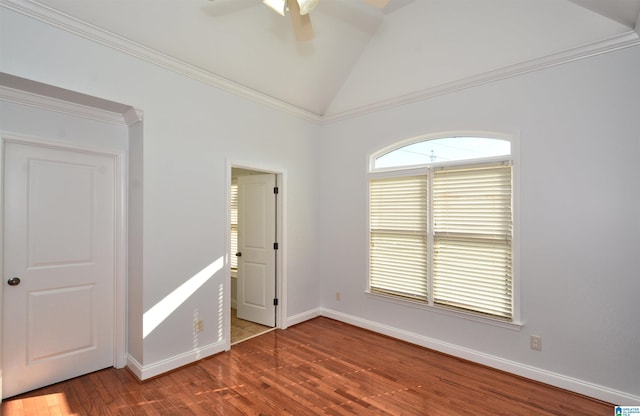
[370,176,429,301]
[432,164,513,319]
[368,163,513,320]
[230,182,238,270]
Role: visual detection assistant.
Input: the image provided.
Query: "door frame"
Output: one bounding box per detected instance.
[0,133,128,400]
[225,160,287,350]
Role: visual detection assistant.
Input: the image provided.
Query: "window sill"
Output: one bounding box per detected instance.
[365,291,523,331]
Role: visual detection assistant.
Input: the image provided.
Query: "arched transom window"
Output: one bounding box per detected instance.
[373,136,511,170]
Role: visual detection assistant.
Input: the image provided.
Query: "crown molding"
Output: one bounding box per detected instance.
[0,0,323,124]
[2,0,638,125]
[322,30,640,122]
[0,85,142,126]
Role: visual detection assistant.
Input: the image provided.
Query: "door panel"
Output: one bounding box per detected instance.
[28,285,95,363]
[244,263,267,307]
[29,160,94,266]
[237,174,276,327]
[3,141,115,398]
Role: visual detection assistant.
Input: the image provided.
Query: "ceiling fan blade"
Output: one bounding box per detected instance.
[361,0,390,8]
[263,0,286,16]
[288,0,314,41]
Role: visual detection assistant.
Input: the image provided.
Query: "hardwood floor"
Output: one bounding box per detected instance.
[2,317,613,415]
[231,308,273,344]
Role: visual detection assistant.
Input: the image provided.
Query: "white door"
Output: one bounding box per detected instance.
[2,141,116,398]
[237,174,276,327]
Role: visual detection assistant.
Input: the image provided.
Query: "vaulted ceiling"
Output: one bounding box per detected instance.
[4,0,640,119]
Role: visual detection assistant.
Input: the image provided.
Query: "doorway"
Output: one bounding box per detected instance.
[230,167,282,344]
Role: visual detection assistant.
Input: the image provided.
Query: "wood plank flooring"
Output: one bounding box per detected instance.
[2,317,613,415]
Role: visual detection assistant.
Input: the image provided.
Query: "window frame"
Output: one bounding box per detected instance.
[367,132,522,330]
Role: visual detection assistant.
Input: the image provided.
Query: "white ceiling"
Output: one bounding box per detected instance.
[5,0,640,118]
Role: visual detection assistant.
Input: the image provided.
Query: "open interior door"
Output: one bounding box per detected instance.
[236,174,277,327]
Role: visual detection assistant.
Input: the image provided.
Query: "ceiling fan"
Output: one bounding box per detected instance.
[263,0,390,41]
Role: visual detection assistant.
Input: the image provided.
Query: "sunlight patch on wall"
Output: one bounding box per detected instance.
[217,283,224,342]
[143,257,224,339]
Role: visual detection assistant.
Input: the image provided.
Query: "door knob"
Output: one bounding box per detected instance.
[235,252,242,257]
[7,277,21,286]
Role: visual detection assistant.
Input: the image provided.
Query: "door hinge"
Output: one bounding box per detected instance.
[273,242,279,250]
[273,298,279,306]
[273,186,279,194]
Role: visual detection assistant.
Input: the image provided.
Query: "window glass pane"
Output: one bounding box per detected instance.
[375,137,510,170]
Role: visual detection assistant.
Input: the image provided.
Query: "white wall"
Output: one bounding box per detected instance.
[1,7,321,373]
[318,45,640,401]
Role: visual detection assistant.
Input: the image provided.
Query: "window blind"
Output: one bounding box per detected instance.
[230,183,238,270]
[370,176,429,301]
[432,164,513,319]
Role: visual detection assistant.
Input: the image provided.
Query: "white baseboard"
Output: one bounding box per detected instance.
[123,308,321,382]
[126,355,144,380]
[286,307,322,327]
[126,340,226,381]
[127,308,638,404]
[319,308,640,405]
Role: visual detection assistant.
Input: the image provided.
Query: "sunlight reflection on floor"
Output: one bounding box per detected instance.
[3,392,78,416]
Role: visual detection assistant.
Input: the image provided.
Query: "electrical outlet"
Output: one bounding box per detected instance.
[530,335,542,351]
[335,291,341,301]
[194,319,204,333]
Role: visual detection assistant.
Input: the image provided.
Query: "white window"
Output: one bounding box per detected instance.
[369,135,516,321]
